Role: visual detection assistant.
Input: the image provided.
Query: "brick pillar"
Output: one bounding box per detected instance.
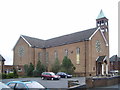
[102,64,104,75]
[106,64,108,75]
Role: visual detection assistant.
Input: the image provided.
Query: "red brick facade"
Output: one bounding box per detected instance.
[13,11,110,76]
[110,55,120,70]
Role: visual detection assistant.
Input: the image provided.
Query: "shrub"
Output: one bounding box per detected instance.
[33,70,39,77]
[6,73,14,79]
[0,69,18,79]
[27,63,34,76]
[24,61,46,77]
[51,58,60,73]
[0,73,7,79]
[24,64,28,76]
[13,68,18,78]
[34,60,46,77]
[61,56,76,74]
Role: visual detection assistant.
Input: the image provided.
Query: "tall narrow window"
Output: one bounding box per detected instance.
[65,49,68,56]
[46,52,49,64]
[38,52,42,61]
[54,50,58,59]
[76,48,80,64]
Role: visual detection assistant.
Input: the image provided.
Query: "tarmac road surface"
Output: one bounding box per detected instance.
[1,77,85,88]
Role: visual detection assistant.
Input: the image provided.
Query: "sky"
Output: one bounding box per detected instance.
[0,0,119,65]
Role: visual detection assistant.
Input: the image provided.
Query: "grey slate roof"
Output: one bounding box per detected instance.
[96,56,106,63]
[110,55,120,62]
[45,28,97,48]
[0,54,5,61]
[21,35,45,48]
[21,27,97,48]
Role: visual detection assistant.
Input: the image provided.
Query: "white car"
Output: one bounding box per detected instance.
[109,70,119,75]
[0,82,11,90]
[6,80,45,90]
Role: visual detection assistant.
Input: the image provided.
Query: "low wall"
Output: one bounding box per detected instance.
[86,76,120,88]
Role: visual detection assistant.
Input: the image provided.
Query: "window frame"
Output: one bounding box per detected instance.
[38,52,42,61]
[65,49,68,56]
[76,47,80,64]
[46,52,49,64]
[54,50,58,59]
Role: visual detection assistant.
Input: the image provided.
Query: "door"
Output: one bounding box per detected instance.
[96,62,102,75]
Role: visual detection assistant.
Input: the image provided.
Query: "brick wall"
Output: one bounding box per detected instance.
[86,76,120,88]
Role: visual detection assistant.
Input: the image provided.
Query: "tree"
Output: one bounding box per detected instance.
[40,64,46,73]
[33,60,46,77]
[13,68,18,78]
[61,56,76,74]
[24,64,28,76]
[27,63,34,76]
[33,69,39,77]
[51,58,61,73]
[36,60,41,74]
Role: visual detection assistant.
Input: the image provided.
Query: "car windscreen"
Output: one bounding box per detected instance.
[0,82,11,89]
[50,72,55,75]
[26,82,45,89]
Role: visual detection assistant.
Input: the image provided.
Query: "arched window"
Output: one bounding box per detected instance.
[97,21,100,26]
[102,20,104,23]
[101,20,104,25]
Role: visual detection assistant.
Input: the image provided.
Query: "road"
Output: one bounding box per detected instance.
[1,77,119,89]
[1,77,85,88]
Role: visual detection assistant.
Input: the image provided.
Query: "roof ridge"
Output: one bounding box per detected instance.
[46,27,97,41]
[0,54,5,61]
[21,35,45,41]
[18,27,97,48]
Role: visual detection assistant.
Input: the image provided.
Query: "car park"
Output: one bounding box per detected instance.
[56,72,72,78]
[6,80,45,90]
[0,82,11,90]
[41,72,60,80]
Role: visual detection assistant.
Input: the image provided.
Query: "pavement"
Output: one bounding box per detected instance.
[97,84,120,89]
[88,84,120,90]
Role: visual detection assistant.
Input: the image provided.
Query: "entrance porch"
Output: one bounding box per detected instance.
[96,56,108,76]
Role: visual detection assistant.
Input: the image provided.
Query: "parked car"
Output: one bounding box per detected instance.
[0,82,11,90]
[56,72,72,78]
[109,70,119,75]
[41,72,60,80]
[6,80,45,90]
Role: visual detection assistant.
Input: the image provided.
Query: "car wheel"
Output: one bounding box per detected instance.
[51,78,54,80]
[41,77,44,80]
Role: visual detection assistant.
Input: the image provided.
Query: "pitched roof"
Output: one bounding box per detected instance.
[96,56,106,63]
[21,27,97,48]
[21,35,45,48]
[110,55,120,62]
[45,28,97,48]
[0,54,5,61]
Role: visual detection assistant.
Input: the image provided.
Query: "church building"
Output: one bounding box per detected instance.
[13,10,109,76]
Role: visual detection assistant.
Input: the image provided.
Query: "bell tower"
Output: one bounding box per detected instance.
[96,10,109,43]
[96,10,109,76]
[96,10,109,32]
